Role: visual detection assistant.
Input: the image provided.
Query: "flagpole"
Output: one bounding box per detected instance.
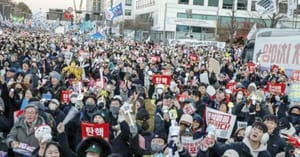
[110,0,113,37]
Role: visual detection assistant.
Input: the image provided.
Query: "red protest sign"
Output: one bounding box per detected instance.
[61,90,72,104]
[177,94,189,102]
[150,56,160,63]
[265,82,286,94]
[152,75,171,85]
[189,54,198,62]
[81,122,110,139]
[226,82,237,93]
[291,70,300,81]
[247,62,256,73]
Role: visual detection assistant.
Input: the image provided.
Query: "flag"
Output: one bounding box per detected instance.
[255,0,277,16]
[247,23,257,40]
[287,0,297,19]
[106,3,123,20]
[10,15,24,23]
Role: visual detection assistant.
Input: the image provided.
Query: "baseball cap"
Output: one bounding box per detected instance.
[85,144,101,154]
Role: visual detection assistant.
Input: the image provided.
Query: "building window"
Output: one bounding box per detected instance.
[208,0,219,7]
[125,0,132,6]
[177,12,188,18]
[279,3,287,13]
[178,0,189,5]
[125,9,131,16]
[223,0,233,9]
[194,0,204,5]
[237,0,247,10]
[251,1,256,11]
[176,25,188,32]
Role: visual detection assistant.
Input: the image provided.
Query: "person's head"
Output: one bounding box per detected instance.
[192,115,204,130]
[50,71,61,86]
[48,99,60,111]
[263,115,278,134]
[179,114,193,132]
[23,74,32,85]
[234,127,245,142]
[215,89,225,103]
[218,101,228,113]
[151,133,167,153]
[85,144,101,157]
[22,62,30,72]
[246,122,269,145]
[221,149,239,157]
[24,104,39,125]
[109,97,122,117]
[198,83,207,95]
[43,142,62,157]
[92,111,108,124]
[24,89,34,99]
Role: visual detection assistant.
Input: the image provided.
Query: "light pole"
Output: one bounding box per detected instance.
[163,2,167,45]
[185,9,192,38]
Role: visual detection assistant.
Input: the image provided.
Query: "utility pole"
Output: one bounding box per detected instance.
[229,0,236,47]
[163,2,167,45]
[109,0,113,37]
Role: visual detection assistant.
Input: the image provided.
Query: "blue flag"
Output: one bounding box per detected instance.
[110,3,123,19]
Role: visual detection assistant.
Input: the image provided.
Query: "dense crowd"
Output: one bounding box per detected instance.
[0,27,298,157]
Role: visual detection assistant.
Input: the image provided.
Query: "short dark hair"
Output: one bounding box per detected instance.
[43,141,62,157]
[263,115,278,124]
[252,121,268,133]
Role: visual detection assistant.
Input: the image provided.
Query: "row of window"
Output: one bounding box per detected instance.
[176,12,272,25]
[178,0,251,11]
[136,0,155,9]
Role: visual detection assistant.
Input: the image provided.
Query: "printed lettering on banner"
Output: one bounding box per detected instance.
[81,122,110,139]
[265,82,286,94]
[205,107,236,139]
[61,90,72,104]
[288,83,300,102]
[181,137,202,157]
[152,75,171,85]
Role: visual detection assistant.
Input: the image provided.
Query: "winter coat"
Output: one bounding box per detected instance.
[267,129,287,157]
[201,137,271,157]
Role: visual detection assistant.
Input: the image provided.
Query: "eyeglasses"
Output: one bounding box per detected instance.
[180,122,191,128]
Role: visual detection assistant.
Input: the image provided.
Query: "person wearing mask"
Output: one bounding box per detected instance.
[263,115,287,157]
[198,121,271,157]
[47,99,66,127]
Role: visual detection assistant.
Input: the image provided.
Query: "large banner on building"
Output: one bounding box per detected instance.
[253,36,300,77]
[205,107,236,139]
[256,0,277,16]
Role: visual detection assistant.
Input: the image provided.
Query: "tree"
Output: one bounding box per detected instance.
[13,2,32,18]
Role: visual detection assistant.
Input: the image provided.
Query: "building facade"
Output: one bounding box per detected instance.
[133,0,300,41]
[0,0,12,21]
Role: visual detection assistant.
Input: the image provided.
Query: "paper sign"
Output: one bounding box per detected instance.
[181,137,202,157]
[152,75,171,85]
[81,122,110,139]
[205,107,236,139]
[13,142,36,156]
[237,121,248,129]
[200,72,209,85]
[177,94,189,102]
[208,58,220,76]
[189,54,198,62]
[226,82,237,94]
[150,56,160,63]
[61,90,72,104]
[265,82,286,94]
[63,51,73,65]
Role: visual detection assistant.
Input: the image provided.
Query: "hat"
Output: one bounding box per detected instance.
[7,67,16,73]
[85,144,101,154]
[50,99,60,106]
[50,71,61,81]
[112,95,123,102]
[136,108,149,121]
[92,110,109,123]
[24,103,39,111]
[193,114,204,126]
[152,133,167,143]
[179,114,193,125]
[222,149,239,157]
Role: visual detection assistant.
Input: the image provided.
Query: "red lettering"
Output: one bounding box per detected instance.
[293,44,300,65]
[270,44,277,63]
[287,44,291,64]
[262,44,269,62]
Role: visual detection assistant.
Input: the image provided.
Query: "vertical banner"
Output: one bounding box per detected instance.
[287,0,297,19]
[81,122,110,139]
[205,107,236,139]
[288,83,300,102]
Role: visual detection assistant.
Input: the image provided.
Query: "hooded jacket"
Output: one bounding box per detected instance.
[76,137,112,157]
[207,137,271,157]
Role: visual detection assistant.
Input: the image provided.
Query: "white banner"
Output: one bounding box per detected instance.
[247,23,257,40]
[256,0,277,16]
[181,137,202,157]
[205,107,236,139]
[253,36,300,75]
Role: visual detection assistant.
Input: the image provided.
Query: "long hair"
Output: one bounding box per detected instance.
[43,141,62,157]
